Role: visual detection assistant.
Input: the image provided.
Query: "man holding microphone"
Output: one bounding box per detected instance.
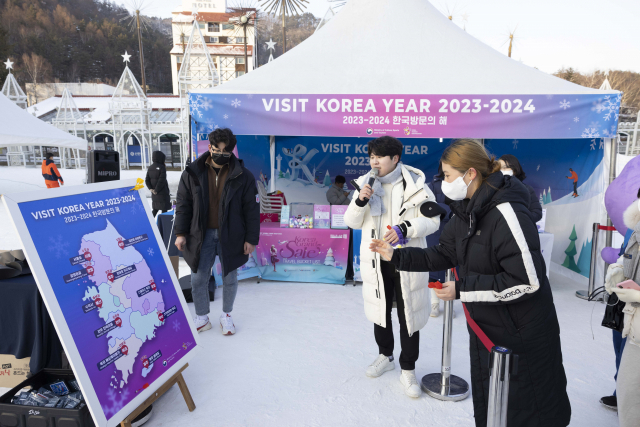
[344,136,443,398]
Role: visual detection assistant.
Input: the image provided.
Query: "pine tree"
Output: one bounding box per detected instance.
[576,238,592,278]
[542,189,546,205]
[323,170,331,186]
[547,187,553,203]
[561,225,581,273]
[284,170,290,179]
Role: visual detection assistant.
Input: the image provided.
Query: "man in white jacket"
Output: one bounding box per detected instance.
[344,136,443,398]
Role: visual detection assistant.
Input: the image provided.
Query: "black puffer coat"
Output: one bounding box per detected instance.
[390,173,571,427]
[175,152,260,276]
[145,151,171,211]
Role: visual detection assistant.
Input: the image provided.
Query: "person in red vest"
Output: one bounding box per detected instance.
[566,168,579,197]
[42,152,64,188]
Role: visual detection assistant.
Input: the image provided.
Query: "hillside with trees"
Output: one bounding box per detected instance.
[0,0,173,93]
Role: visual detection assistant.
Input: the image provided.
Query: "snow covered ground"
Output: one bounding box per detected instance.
[0,166,622,426]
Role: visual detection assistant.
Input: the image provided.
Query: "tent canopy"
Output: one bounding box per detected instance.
[198,0,619,96]
[0,93,87,150]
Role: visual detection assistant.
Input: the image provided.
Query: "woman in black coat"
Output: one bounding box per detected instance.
[371,140,570,427]
[145,151,171,217]
[498,154,543,222]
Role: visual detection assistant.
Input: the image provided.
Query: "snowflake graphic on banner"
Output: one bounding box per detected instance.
[573,117,580,123]
[147,247,154,257]
[223,114,229,120]
[512,140,519,149]
[602,124,618,137]
[103,388,130,417]
[559,100,570,110]
[247,94,254,99]
[49,235,70,258]
[592,94,622,122]
[231,98,241,108]
[190,95,208,119]
[590,139,597,150]
[582,127,600,138]
[173,319,181,332]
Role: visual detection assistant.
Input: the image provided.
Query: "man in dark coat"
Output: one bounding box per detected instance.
[145,151,171,217]
[174,128,260,334]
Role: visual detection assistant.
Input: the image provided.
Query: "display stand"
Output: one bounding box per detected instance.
[120,364,195,427]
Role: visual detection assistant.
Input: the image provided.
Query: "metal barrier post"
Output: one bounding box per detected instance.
[421,269,470,401]
[486,346,513,427]
[576,223,602,301]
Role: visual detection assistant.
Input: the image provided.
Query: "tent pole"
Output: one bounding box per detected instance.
[270,135,276,192]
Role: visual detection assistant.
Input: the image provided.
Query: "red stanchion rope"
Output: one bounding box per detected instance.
[452,268,496,352]
[598,225,616,231]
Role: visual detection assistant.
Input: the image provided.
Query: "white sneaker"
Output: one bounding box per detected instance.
[220,313,236,335]
[365,354,395,378]
[400,370,422,398]
[195,316,211,333]
[430,303,440,317]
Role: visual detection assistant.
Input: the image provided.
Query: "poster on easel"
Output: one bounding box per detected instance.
[2,180,200,427]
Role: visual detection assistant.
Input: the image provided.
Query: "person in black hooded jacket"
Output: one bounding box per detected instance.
[498,154,543,223]
[145,151,172,217]
[371,139,571,427]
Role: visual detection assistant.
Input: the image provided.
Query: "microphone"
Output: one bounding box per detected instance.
[363,168,378,203]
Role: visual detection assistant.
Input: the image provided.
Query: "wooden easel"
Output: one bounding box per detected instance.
[120,363,195,427]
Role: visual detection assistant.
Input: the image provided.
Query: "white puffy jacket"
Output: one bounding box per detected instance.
[345,164,440,336]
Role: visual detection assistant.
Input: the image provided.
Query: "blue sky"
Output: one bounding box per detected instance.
[125,0,639,75]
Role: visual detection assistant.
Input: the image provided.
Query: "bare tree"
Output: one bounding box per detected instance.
[22,53,53,104]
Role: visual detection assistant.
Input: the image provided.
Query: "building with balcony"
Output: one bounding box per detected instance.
[170,0,256,94]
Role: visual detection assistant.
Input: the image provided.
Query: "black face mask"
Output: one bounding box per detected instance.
[210,152,231,165]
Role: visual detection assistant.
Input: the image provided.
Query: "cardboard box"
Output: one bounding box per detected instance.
[331,205,349,229]
[170,256,179,279]
[314,205,331,229]
[0,354,30,388]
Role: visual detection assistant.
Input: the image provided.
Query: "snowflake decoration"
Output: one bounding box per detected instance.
[592,94,622,122]
[190,95,207,119]
[231,98,241,108]
[201,97,213,111]
[590,139,597,150]
[559,100,570,110]
[103,387,130,417]
[247,94,254,99]
[147,247,154,257]
[129,202,144,215]
[602,124,618,137]
[545,95,554,100]
[223,114,229,120]
[582,127,600,138]
[49,235,70,258]
[573,117,579,123]
[173,319,181,332]
[214,124,220,130]
[512,139,519,149]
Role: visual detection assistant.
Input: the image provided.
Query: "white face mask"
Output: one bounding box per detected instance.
[442,170,470,201]
[502,169,513,176]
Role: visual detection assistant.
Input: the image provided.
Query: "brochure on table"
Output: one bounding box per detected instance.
[2,180,200,427]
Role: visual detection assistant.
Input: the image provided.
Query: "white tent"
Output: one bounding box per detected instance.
[198,0,618,96]
[0,92,87,150]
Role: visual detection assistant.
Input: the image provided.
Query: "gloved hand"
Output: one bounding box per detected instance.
[605,264,625,294]
[611,287,640,303]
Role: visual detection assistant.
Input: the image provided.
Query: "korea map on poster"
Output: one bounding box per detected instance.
[3,182,198,426]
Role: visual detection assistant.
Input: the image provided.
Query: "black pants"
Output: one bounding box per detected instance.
[573,182,578,195]
[152,209,167,217]
[374,260,420,370]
